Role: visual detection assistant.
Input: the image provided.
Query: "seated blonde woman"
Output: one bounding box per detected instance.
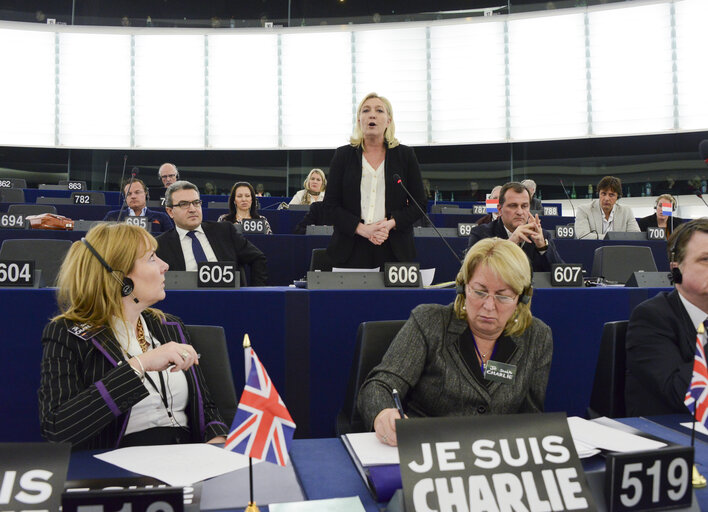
[358,237,553,446]
[289,169,326,206]
[38,223,228,450]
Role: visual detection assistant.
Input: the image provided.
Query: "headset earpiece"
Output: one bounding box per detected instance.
[81,238,137,301]
[456,282,465,296]
[519,286,532,305]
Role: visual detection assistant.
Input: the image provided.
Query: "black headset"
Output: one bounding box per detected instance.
[655,194,676,212]
[667,221,708,285]
[81,238,137,302]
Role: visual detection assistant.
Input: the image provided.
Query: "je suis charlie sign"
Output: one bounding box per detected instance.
[396,413,595,512]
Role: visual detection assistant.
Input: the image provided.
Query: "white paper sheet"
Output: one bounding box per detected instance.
[568,416,666,453]
[343,432,399,466]
[94,444,258,486]
[332,267,380,273]
[420,268,435,287]
[680,421,708,436]
[270,496,365,512]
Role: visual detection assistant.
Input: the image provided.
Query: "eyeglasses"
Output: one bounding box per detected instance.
[169,200,203,209]
[160,174,177,180]
[467,286,517,305]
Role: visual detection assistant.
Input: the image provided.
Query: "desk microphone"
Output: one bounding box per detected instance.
[392,174,461,265]
[578,229,599,240]
[559,179,576,218]
[260,201,289,210]
[695,191,708,210]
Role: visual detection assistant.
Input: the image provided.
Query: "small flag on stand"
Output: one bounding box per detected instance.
[661,202,673,216]
[486,198,499,213]
[225,336,296,465]
[683,323,708,488]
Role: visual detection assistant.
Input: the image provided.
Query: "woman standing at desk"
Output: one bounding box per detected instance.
[324,92,426,268]
[218,181,273,234]
[38,223,228,450]
[358,238,553,446]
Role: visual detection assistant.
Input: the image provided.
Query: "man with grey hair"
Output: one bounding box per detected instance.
[475,185,502,226]
[156,181,268,286]
[521,179,543,212]
[155,163,180,205]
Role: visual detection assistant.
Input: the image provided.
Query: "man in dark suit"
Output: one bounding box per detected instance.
[155,181,268,286]
[467,182,563,272]
[521,179,543,212]
[103,179,173,233]
[625,219,708,416]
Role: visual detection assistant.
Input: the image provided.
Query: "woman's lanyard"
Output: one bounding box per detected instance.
[471,334,498,375]
[141,331,174,420]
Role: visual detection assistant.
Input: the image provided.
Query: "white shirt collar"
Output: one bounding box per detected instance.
[176,224,205,240]
[678,290,708,334]
[129,206,148,217]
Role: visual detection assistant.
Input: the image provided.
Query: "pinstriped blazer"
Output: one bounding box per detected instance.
[38,312,228,450]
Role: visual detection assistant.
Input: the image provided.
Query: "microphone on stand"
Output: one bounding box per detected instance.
[559,179,576,218]
[695,191,708,210]
[117,167,139,221]
[392,174,461,265]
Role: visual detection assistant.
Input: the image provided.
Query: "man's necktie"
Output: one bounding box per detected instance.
[186,231,208,263]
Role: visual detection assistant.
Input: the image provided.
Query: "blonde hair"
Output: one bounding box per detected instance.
[301,169,327,205]
[54,223,163,326]
[454,238,533,337]
[349,92,399,150]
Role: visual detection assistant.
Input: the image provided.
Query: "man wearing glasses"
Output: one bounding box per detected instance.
[155,163,180,205]
[156,181,268,286]
[467,181,563,272]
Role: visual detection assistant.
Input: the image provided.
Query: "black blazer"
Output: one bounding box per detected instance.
[103,208,174,233]
[323,144,426,264]
[637,214,688,237]
[625,290,696,416]
[467,217,563,272]
[38,313,229,451]
[155,221,268,286]
[293,202,331,235]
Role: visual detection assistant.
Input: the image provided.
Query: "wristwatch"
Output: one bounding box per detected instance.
[537,239,549,251]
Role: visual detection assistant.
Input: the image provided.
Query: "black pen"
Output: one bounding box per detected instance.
[392,388,405,419]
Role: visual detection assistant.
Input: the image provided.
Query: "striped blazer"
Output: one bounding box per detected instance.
[38,313,229,450]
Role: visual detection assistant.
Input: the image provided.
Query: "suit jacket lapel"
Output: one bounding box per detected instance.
[166,230,187,270]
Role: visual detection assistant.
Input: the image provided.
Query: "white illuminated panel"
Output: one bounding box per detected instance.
[58,33,131,148]
[208,34,279,149]
[588,3,674,136]
[430,21,506,144]
[0,28,55,147]
[508,13,587,141]
[133,35,205,149]
[353,27,428,145]
[280,32,352,148]
[675,0,708,131]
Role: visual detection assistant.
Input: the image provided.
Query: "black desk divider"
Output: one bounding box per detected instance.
[307,271,390,289]
[36,196,73,205]
[413,226,458,237]
[72,220,104,232]
[625,271,673,287]
[604,232,650,241]
[305,225,334,235]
